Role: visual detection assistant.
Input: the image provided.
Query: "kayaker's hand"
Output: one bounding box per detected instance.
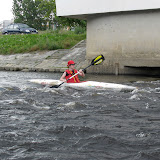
[79,69,85,77]
[79,69,83,73]
[61,79,67,83]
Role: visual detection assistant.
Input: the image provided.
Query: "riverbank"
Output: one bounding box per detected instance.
[0,31,86,55]
[0,40,86,73]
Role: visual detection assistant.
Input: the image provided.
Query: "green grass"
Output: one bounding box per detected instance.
[0,30,86,55]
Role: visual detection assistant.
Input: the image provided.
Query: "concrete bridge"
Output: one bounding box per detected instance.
[56,0,160,75]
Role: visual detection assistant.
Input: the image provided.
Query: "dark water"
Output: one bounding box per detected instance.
[0,71,160,160]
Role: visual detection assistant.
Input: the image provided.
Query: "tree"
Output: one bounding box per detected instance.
[12,0,86,30]
[13,0,51,30]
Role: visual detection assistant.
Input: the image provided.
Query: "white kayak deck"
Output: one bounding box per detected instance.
[29,79,137,91]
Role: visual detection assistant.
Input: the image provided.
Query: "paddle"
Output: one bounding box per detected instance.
[50,54,105,88]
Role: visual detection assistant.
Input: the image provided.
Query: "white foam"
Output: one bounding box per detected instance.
[129,94,140,100]
[136,132,149,138]
[145,103,149,109]
[32,103,50,110]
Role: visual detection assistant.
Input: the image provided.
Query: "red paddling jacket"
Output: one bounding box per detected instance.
[65,69,80,83]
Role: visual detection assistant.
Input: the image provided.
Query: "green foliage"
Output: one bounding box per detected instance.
[12,0,55,30]
[74,26,86,34]
[12,0,87,30]
[54,16,86,28]
[0,31,86,55]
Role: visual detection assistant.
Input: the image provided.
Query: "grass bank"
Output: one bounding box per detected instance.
[0,30,86,55]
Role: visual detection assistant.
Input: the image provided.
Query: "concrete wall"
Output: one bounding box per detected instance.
[86,10,160,75]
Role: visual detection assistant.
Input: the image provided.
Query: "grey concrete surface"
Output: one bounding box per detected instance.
[0,40,87,73]
[86,10,160,75]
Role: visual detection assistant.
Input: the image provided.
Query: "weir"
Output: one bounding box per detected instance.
[56,0,160,75]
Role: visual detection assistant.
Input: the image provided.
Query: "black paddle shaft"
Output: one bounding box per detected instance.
[82,64,92,72]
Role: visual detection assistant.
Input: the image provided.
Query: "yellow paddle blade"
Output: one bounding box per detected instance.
[92,55,105,65]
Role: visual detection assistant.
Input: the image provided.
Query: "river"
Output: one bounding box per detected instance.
[0,71,160,160]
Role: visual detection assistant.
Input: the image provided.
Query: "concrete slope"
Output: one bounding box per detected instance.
[0,40,86,72]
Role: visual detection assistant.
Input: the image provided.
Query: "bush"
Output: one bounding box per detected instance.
[74,26,86,34]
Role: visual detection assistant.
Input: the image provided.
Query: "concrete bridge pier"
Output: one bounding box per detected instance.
[86,10,160,75]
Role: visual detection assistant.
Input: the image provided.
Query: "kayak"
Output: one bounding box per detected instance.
[29,79,137,91]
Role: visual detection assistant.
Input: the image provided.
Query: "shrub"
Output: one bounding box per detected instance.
[74,26,86,34]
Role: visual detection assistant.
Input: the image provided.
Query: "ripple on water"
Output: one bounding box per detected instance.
[32,102,51,110]
[0,72,160,160]
[129,94,141,100]
[57,101,87,112]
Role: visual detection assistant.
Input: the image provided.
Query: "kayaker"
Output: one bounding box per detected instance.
[60,60,85,83]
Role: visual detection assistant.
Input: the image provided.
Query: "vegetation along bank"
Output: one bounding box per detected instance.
[0,30,86,55]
